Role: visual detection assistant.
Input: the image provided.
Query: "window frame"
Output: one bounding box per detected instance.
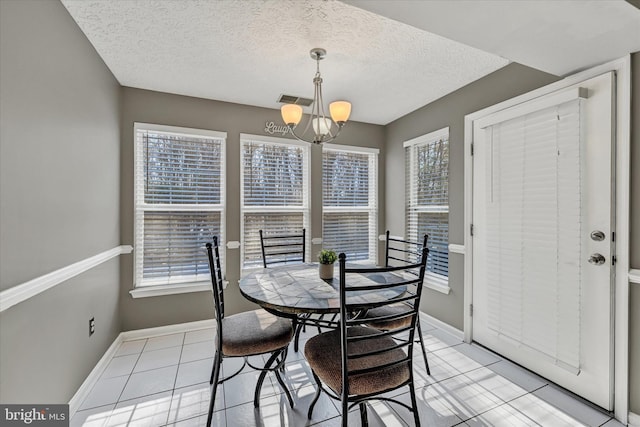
[132,123,226,295]
[404,127,450,293]
[239,133,311,270]
[321,143,379,264]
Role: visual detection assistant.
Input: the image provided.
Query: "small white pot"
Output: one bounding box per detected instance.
[318,263,334,280]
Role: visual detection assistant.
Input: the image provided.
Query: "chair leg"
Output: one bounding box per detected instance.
[409,382,421,427]
[416,320,431,376]
[293,320,304,352]
[359,402,368,426]
[307,372,322,420]
[341,395,349,427]
[209,350,219,385]
[206,351,221,427]
[273,349,294,408]
[254,351,281,408]
[278,348,286,373]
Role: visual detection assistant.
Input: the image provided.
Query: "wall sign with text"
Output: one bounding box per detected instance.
[264,121,291,136]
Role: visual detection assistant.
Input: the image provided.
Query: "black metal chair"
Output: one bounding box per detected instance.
[205,237,294,427]
[259,228,306,267]
[304,249,429,426]
[363,230,431,375]
[259,228,314,352]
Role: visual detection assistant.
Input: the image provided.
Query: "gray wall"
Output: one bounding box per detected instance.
[0,0,121,402]
[119,87,385,331]
[629,52,640,414]
[385,63,560,329]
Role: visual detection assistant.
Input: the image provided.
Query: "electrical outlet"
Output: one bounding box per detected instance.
[89,317,95,336]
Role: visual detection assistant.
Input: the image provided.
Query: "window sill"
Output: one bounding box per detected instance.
[130,282,216,299]
[423,274,451,295]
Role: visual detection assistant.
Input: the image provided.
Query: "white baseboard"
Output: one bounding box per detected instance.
[121,319,216,341]
[69,318,216,418]
[419,311,464,340]
[68,334,124,416]
[628,411,640,427]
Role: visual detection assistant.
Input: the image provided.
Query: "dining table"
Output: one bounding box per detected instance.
[238,262,408,326]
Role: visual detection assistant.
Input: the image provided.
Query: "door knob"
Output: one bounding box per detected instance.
[588,253,606,265]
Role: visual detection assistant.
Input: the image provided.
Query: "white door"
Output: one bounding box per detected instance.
[472,72,615,409]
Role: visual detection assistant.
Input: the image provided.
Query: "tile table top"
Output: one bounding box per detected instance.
[239,263,406,315]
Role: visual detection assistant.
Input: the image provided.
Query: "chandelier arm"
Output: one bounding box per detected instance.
[316,80,328,135]
[298,111,314,137]
[325,125,342,143]
[312,86,318,132]
[322,132,339,144]
[316,79,324,121]
[288,125,307,143]
[316,83,336,139]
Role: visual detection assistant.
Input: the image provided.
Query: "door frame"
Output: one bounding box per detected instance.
[462,55,631,423]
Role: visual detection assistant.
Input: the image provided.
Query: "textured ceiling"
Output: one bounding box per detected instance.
[60,0,509,125]
[345,0,640,76]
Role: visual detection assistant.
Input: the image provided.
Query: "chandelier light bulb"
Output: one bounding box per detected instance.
[281,104,303,126]
[312,117,331,136]
[329,101,351,125]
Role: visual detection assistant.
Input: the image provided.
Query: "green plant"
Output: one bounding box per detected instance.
[317,249,337,265]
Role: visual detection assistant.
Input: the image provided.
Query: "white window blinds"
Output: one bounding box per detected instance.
[134,124,226,287]
[405,128,449,278]
[241,135,310,268]
[322,145,378,263]
[483,99,582,371]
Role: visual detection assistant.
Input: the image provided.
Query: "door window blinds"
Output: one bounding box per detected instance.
[483,99,582,372]
[134,124,226,287]
[241,136,310,268]
[322,147,378,263]
[405,129,449,278]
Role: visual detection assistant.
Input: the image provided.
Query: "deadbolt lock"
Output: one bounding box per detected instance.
[590,230,605,241]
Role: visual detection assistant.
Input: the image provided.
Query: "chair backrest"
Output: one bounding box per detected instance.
[384,230,428,269]
[338,246,428,398]
[259,228,306,268]
[206,236,225,326]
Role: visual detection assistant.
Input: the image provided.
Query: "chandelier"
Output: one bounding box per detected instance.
[280,48,352,144]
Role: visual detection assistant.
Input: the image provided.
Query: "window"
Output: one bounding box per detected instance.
[405,128,449,284]
[240,134,310,269]
[134,123,226,288]
[322,144,378,263]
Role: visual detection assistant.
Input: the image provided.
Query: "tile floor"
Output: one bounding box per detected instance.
[71,320,623,426]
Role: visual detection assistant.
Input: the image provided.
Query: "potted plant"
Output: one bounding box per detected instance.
[317,249,337,280]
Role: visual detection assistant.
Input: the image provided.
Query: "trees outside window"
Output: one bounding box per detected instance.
[322,145,378,263]
[134,124,226,287]
[405,128,449,282]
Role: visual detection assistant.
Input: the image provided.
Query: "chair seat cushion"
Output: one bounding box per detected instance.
[222,309,293,357]
[363,303,413,331]
[304,326,410,396]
